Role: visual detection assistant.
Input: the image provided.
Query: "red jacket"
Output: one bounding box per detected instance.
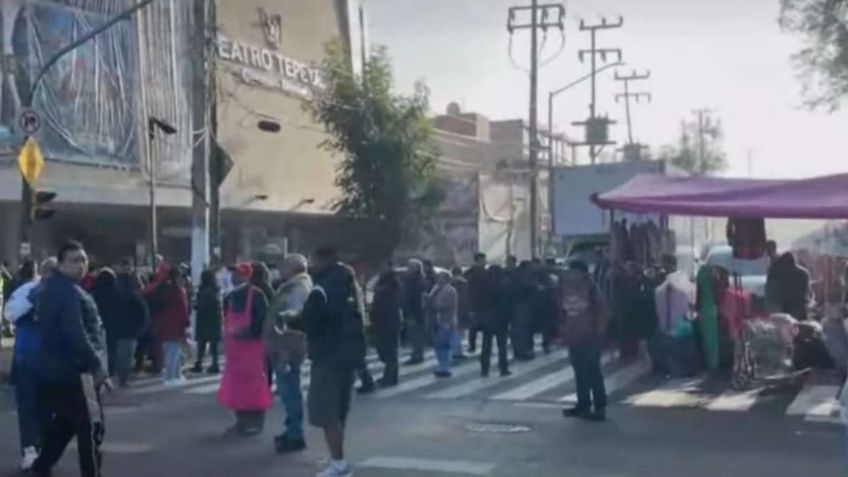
[152,285,190,342]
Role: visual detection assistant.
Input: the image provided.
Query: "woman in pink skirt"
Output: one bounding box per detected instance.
[217,262,272,435]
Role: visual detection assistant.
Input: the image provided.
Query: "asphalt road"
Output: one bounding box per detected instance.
[0,347,844,477]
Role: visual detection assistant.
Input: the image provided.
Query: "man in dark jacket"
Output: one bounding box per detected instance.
[304,246,365,477]
[401,259,427,364]
[371,268,403,386]
[31,240,109,477]
[465,252,491,354]
[561,260,609,422]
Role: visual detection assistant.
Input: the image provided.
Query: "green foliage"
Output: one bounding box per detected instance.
[308,41,442,258]
[658,113,727,176]
[780,0,848,110]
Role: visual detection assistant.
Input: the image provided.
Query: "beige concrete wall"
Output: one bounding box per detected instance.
[216,0,350,215]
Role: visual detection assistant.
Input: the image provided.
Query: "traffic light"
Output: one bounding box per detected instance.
[32,190,56,221]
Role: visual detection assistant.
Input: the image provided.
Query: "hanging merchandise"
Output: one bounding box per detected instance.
[726,218,767,260]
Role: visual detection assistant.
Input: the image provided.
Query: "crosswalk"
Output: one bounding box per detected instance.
[123,344,845,426]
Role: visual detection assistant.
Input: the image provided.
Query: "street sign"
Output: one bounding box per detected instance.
[18,109,42,136]
[17,137,45,187]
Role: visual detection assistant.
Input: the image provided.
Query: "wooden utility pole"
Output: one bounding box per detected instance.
[507,1,565,259]
[614,70,651,145]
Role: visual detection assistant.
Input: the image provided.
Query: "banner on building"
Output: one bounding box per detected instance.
[0,1,140,166]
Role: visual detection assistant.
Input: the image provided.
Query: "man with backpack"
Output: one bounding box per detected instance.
[303,246,366,477]
[559,260,609,422]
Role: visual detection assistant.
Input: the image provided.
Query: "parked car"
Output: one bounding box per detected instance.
[704,244,769,298]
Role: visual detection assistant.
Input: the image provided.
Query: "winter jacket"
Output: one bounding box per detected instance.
[35,273,106,384]
[452,276,471,330]
[224,284,269,340]
[427,283,458,330]
[115,290,149,340]
[93,276,124,342]
[195,286,223,342]
[401,274,426,323]
[466,266,493,314]
[371,272,403,335]
[152,285,190,342]
[264,273,312,366]
[559,269,608,346]
[5,281,41,362]
[303,263,366,370]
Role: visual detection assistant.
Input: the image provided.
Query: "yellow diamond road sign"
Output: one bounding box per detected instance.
[17,137,45,188]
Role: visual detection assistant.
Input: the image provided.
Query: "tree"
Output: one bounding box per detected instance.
[308,41,442,261]
[658,112,727,176]
[780,0,848,110]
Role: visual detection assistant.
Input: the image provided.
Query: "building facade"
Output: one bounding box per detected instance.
[406,103,545,267]
[0,0,362,266]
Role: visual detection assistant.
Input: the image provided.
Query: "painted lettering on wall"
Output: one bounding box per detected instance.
[216,34,325,97]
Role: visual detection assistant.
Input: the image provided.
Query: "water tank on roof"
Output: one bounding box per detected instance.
[447,102,461,115]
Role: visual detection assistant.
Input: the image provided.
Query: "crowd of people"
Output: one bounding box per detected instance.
[0,240,618,477]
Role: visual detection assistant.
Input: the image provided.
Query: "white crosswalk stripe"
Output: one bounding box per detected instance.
[377,354,485,399]
[561,357,651,403]
[425,348,570,400]
[624,377,708,408]
[183,351,441,396]
[116,342,847,428]
[491,352,617,402]
[787,384,840,420]
[704,388,761,412]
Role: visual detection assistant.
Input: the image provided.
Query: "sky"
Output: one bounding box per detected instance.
[363,0,848,180]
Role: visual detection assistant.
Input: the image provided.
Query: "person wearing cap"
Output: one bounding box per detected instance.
[217,262,272,435]
[265,254,313,453]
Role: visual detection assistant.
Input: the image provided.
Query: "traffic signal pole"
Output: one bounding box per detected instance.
[15,0,158,254]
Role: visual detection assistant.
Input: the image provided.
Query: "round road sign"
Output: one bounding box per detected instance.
[18,109,42,136]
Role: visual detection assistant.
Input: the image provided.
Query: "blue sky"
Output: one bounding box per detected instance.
[364,0,848,179]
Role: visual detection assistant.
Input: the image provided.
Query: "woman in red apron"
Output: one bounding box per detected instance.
[217,263,272,435]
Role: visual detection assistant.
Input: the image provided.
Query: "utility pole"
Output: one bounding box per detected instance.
[507,1,565,259]
[694,108,710,175]
[190,0,211,287]
[614,70,650,145]
[577,17,622,164]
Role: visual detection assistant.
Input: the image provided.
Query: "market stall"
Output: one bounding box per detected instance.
[590,172,848,388]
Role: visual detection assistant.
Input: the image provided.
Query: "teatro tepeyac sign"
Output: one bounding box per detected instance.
[216,33,325,99]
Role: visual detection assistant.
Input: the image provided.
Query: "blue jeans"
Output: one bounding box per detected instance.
[275,362,304,440]
[434,328,455,373]
[162,341,183,381]
[13,357,48,452]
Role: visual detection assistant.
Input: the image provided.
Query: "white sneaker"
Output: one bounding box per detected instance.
[316,461,353,477]
[20,446,38,470]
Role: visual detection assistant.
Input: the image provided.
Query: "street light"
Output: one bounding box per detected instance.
[147,116,177,269]
[546,61,624,254]
[547,60,625,164]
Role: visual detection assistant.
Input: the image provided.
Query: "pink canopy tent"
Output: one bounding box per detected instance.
[592,173,848,219]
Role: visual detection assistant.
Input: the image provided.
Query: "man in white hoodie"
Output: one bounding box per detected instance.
[4,258,55,471]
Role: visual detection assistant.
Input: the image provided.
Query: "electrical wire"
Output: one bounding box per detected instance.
[507,34,531,75]
[539,29,566,67]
